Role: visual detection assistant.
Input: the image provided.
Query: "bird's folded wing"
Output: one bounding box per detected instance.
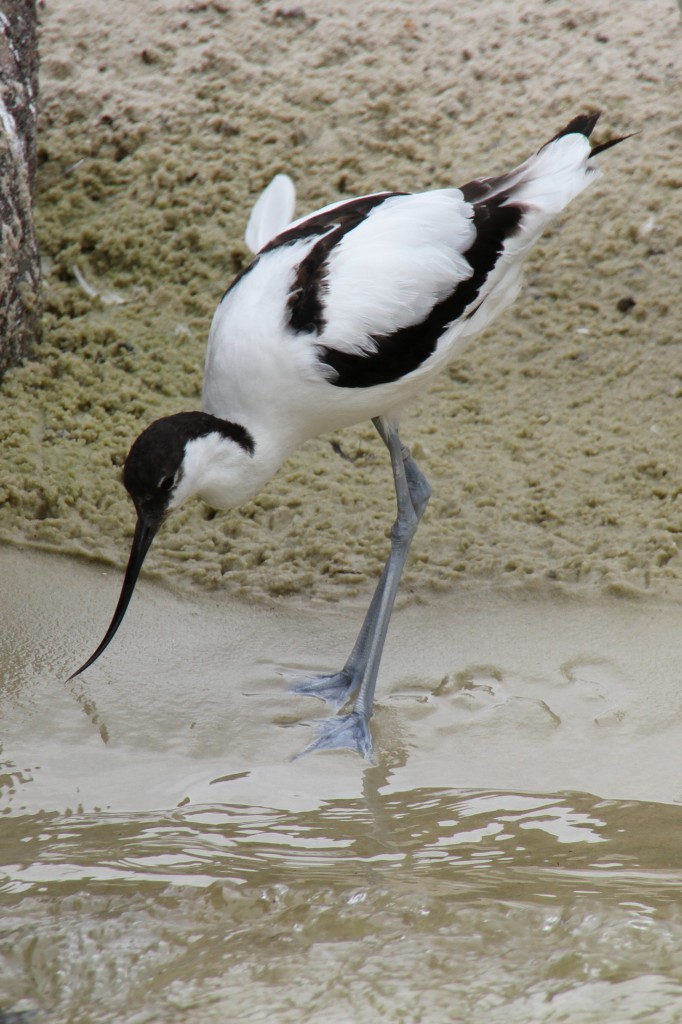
[313,190,476,356]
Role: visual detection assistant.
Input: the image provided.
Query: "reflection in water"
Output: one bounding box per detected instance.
[1,787,682,1023]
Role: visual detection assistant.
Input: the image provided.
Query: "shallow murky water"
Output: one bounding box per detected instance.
[3,790,682,1024]
[2,548,682,1022]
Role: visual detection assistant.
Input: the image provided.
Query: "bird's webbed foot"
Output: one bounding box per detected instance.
[294,711,374,762]
[287,667,360,711]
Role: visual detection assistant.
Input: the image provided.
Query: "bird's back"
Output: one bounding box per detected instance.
[203,114,620,442]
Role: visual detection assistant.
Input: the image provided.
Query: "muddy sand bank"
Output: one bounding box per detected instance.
[1,0,681,608]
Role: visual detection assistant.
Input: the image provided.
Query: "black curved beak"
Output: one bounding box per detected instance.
[68,514,159,680]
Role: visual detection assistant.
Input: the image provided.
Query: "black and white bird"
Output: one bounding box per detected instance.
[71,112,625,760]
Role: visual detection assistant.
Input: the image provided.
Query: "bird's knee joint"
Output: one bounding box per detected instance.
[391,511,418,543]
[416,478,432,506]
[408,473,431,520]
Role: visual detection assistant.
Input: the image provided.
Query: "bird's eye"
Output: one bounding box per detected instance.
[158,475,174,492]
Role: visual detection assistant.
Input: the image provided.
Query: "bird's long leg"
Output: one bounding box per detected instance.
[296,416,431,759]
[290,418,427,707]
[290,529,395,708]
[289,565,391,708]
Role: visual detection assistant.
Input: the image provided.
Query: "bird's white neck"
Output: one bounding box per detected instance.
[169,421,293,513]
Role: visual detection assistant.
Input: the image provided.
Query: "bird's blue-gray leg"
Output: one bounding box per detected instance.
[296,416,431,759]
[291,418,425,707]
[290,421,395,709]
[290,550,392,709]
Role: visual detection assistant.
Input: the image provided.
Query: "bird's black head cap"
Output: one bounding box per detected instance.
[123,414,193,522]
[123,411,254,522]
[69,411,253,681]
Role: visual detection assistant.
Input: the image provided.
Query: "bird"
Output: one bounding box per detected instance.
[70,112,626,760]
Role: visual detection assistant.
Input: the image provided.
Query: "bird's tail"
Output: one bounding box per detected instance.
[453,113,627,345]
[460,112,627,217]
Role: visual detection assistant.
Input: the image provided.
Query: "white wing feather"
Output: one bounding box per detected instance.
[244,173,296,253]
[318,190,476,354]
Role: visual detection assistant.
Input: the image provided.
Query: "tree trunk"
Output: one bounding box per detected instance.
[0,0,40,378]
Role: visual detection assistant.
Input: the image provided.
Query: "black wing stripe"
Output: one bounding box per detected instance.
[264,192,402,252]
[545,111,601,146]
[539,111,628,157]
[284,192,405,334]
[318,196,524,389]
[219,192,403,309]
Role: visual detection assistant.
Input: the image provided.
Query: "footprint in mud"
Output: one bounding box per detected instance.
[394,664,562,735]
[559,659,629,727]
[560,659,614,700]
